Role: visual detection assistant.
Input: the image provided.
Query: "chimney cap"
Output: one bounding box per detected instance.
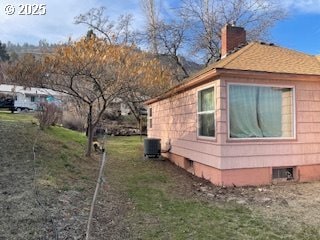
[230,21,236,26]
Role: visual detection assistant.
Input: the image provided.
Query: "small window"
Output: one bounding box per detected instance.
[148,107,153,128]
[197,87,215,137]
[30,96,36,102]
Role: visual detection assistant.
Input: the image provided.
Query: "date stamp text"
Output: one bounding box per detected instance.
[4,4,46,16]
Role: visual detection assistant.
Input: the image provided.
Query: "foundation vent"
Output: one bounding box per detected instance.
[272,167,294,181]
[185,158,194,174]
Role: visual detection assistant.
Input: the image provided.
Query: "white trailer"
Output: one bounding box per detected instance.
[0,84,60,112]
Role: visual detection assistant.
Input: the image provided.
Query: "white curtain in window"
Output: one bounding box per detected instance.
[229,85,263,138]
[257,87,282,137]
[229,85,283,138]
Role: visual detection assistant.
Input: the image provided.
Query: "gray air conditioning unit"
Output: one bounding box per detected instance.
[144,138,161,158]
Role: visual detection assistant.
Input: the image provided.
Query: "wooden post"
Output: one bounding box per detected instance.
[85,136,107,240]
[86,105,93,156]
[139,115,142,142]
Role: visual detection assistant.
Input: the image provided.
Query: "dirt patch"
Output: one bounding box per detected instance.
[89,185,133,240]
[169,162,320,231]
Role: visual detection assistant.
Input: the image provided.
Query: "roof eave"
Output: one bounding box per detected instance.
[145,67,320,105]
[217,68,320,81]
[145,68,220,105]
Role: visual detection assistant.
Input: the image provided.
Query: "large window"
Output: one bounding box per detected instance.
[229,84,294,139]
[198,87,215,138]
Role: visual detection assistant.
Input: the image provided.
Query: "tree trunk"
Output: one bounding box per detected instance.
[86,105,93,157]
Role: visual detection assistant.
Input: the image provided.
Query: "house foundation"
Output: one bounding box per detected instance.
[164,152,320,186]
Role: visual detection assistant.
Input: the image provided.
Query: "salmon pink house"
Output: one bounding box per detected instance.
[146,24,320,186]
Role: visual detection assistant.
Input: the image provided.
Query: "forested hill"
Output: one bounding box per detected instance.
[4,41,203,83]
[5,41,58,56]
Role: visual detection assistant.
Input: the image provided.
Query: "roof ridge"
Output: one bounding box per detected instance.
[216,42,256,68]
[269,42,317,57]
[314,55,320,69]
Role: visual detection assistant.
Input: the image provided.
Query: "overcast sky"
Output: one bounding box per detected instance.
[0,0,319,54]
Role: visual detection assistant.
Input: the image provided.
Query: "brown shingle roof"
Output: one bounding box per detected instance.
[146,42,320,105]
[213,42,320,75]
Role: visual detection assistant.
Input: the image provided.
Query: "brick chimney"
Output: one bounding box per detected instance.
[221,24,246,58]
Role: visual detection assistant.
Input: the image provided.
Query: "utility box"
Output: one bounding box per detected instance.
[144,138,161,158]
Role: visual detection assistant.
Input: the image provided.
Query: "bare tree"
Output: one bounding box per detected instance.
[45,37,172,156]
[76,6,191,82]
[75,7,136,45]
[180,0,220,65]
[139,0,285,77]
[120,60,172,129]
[75,8,174,119]
[156,20,190,79]
[141,0,160,54]
[75,1,285,82]
[180,0,286,65]
[140,0,192,80]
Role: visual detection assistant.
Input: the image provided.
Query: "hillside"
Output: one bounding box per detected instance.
[6,42,57,57]
[4,42,203,82]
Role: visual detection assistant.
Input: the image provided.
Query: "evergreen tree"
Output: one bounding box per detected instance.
[0,42,10,61]
[86,29,97,39]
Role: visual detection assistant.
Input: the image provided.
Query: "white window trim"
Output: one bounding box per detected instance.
[196,84,216,140]
[227,82,296,141]
[148,107,153,129]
